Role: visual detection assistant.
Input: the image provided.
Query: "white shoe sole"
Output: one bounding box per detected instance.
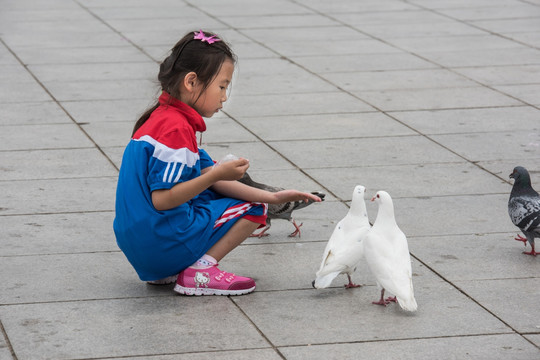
[173,284,255,296]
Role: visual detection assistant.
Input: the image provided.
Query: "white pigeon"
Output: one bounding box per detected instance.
[313,185,371,289]
[363,191,417,312]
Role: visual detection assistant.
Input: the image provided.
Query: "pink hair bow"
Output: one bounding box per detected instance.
[193,30,221,44]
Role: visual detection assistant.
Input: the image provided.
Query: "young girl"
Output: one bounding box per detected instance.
[113,30,321,296]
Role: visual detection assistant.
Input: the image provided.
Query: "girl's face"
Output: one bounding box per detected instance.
[192,59,234,118]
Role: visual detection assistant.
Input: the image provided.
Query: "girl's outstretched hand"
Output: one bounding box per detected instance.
[213,158,250,181]
[269,189,323,205]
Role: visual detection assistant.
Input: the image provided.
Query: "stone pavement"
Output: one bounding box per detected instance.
[1,0,540,359]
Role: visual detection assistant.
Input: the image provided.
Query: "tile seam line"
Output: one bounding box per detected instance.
[229,298,287,360]
[0,37,120,173]
[0,319,18,360]
[408,253,540,351]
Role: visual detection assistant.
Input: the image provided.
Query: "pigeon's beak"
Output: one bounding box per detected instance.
[509,171,515,179]
[371,196,376,202]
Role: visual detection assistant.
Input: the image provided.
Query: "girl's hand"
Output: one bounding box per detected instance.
[213,158,250,181]
[269,190,323,204]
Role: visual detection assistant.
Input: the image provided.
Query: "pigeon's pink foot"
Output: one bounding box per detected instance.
[372,299,389,306]
[372,289,390,306]
[344,275,361,289]
[288,220,303,238]
[515,234,527,244]
[250,226,270,238]
[386,296,397,303]
[523,244,537,256]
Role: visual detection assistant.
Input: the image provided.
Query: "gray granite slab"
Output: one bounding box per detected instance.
[0,252,167,304]
[295,0,419,13]
[232,72,339,96]
[471,18,540,34]
[28,61,156,82]
[455,65,540,85]
[0,124,93,151]
[431,131,540,162]
[234,112,414,141]
[354,86,523,111]
[356,20,487,39]
[455,278,540,333]
[0,102,71,125]
[389,106,540,135]
[306,162,509,200]
[224,91,375,118]
[495,84,540,106]
[1,212,118,256]
[388,34,521,53]
[291,52,437,74]
[418,47,540,68]
[109,349,283,360]
[42,78,158,101]
[223,14,340,29]
[203,142,295,171]
[265,39,400,57]
[244,26,369,43]
[1,31,128,50]
[268,135,463,169]
[0,82,52,103]
[409,233,540,282]
[392,194,511,237]
[0,148,117,181]
[0,177,116,215]
[440,4,540,20]
[60,98,151,123]
[0,297,269,359]
[232,276,510,347]
[478,160,540,185]
[324,68,477,92]
[279,334,540,360]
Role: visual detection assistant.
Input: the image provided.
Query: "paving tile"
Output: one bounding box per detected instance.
[232,71,338,96]
[306,162,509,200]
[42,78,157,101]
[431,131,540,162]
[224,91,375,118]
[234,112,414,141]
[264,38,400,57]
[353,86,523,111]
[355,20,487,39]
[291,52,437,74]
[455,278,540,333]
[279,334,540,360]
[245,26,369,43]
[495,84,540,106]
[324,68,477,92]
[393,194,511,237]
[418,47,540,68]
[28,61,156,82]
[0,148,117,181]
[0,102,71,125]
[478,160,540,186]
[1,212,118,256]
[295,0,420,13]
[438,4,540,21]
[1,31,128,50]
[0,124,93,151]
[268,135,463,169]
[389,106,540,134]
[0,297,269,359]
[111,349,283,360]
[455,65,540,85]
[0,177,116,215]
[388,34,522,53]
[204,142,296,171]
[507,31,540,48]
[409,233,538,282]
[232,274,511,347]
[60,98,150,123]
[0,82,52,103]
[471,18,540,34]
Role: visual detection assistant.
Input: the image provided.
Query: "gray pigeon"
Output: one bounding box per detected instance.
[508,166,540,256]
[238,172,325,237]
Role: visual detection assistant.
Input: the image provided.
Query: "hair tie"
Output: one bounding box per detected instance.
[193,30,221,44]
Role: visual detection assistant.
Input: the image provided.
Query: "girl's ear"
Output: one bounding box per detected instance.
[183,72,198,93]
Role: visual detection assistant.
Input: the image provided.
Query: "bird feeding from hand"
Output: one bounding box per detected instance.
[313,185,371,289]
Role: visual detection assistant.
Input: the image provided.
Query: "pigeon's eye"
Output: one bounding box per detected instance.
[377,194,380,198]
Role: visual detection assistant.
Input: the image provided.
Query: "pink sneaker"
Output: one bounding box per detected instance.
[174,264,256,296]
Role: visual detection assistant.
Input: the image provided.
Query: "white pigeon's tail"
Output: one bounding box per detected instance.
[396,294,418,312]
[313,271,341,289]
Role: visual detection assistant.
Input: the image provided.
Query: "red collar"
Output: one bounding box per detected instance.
[159,91,207,133]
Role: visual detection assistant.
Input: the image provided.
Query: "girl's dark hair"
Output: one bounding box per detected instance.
[132,30,236,136]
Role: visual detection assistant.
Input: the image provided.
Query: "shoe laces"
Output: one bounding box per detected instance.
[214,265,235,283]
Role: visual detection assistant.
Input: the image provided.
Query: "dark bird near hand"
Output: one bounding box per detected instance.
[238,172,325,237]
[508,166,540,256]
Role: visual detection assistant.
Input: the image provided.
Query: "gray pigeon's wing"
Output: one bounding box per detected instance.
[508,195,540,232]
